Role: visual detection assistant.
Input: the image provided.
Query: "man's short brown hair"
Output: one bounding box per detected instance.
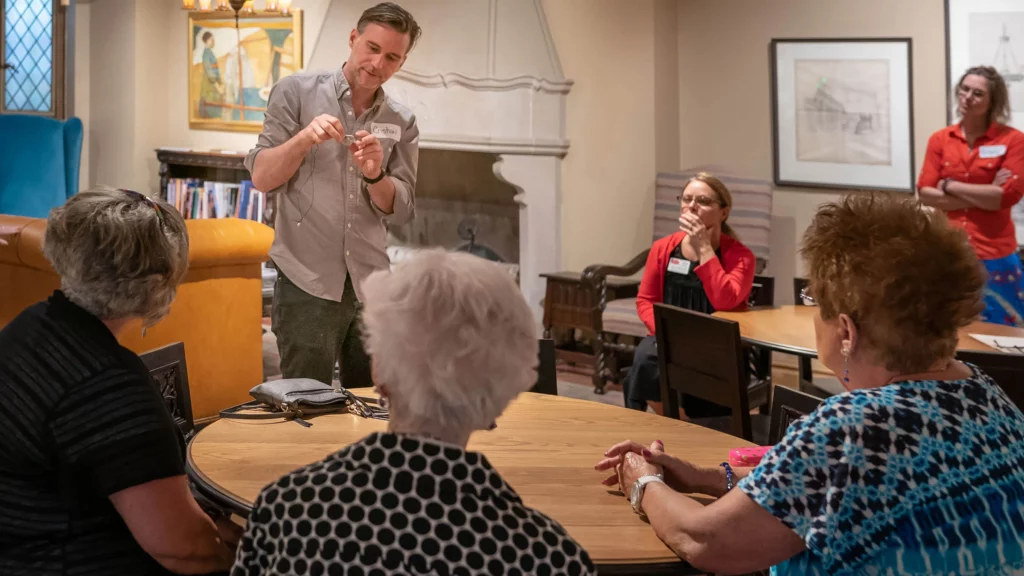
[357,2,421,50]
[801,193,984,373]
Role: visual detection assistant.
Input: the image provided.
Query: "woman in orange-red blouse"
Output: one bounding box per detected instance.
[918,66,1024,326]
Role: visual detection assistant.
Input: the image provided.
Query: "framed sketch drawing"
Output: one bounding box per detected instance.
[770,38,915,192]
[188,10,303,133]
[946,0,1024,128]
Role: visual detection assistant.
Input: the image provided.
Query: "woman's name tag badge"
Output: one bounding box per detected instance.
[667,257,691,275]
[980,145,1007,159]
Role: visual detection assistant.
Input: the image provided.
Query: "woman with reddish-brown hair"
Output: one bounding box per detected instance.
[622,172,755,415]
[598,193,1024,574]
[918,65,1024,326]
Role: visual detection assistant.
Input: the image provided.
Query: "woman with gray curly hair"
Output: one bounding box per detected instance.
[233,250,596,576]
[0,187,238,575]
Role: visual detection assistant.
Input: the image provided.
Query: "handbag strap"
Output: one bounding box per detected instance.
[217,393,388,427]
[218,400,314,427]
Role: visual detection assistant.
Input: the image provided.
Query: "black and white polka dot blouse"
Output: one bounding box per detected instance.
[231,432,597,576]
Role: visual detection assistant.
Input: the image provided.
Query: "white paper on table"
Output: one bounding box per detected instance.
[969,334,1024,355]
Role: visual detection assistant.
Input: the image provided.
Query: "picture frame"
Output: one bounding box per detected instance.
[188,10,303,133]
[946,0,1024,128]
[770,38,915,192]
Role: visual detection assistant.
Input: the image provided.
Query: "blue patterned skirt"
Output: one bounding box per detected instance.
[981,252,1024,327]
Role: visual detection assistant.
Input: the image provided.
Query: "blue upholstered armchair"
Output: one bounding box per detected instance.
[0,115,83,218]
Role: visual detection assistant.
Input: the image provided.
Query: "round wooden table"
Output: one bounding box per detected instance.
[188,391,752,574]
[715,305,1024,357]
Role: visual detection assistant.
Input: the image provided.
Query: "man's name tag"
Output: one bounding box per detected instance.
[980,145,1007,159]
[371,122,401,140]
[667,257,691,275]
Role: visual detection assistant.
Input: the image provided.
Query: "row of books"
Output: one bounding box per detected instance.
[165,178,266,222]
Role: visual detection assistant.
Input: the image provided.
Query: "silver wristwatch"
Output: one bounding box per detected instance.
[630,474,664,516]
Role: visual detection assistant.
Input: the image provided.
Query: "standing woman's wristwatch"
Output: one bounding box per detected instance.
[630,474,664,517]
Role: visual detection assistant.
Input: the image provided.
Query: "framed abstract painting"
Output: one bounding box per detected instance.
[770,38,915,192]
[188,10,303,133]
[946,0,1024,128]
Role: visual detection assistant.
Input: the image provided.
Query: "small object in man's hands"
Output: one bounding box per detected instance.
[342,134,359,146]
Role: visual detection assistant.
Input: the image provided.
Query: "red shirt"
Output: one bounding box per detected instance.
[917,123,1024,260]
[636,231,755,335]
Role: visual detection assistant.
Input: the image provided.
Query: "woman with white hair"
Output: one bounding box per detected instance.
[233,250,596,576]
[0,187,238,574]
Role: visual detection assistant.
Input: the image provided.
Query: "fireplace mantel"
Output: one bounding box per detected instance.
[309,0,572,321]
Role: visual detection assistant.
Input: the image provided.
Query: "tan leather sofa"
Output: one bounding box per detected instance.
[0,214,274,421]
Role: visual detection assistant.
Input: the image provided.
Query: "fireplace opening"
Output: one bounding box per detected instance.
[387,148,519,279]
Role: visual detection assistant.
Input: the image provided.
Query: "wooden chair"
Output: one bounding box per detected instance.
[654,303,769,442]
[792,277,813,383]
[768,386,823,444]
[530,338,558,396]
[749,275,775,308]
[139,342,195,441]
[747,275,776,386]
[956,349,1024,410]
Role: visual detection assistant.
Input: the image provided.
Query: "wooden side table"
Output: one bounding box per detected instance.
[540,271,639,372]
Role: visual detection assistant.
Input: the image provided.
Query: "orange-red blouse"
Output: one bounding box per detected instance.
[918,123,1024,260]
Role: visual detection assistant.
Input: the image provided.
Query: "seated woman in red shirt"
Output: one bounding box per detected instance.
[918,65,1024,326]
[623,172,755,415]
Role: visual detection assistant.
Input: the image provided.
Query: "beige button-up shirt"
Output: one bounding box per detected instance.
[245,68,419,302]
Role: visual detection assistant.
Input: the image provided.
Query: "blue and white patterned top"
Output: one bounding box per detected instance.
[738,365,1024,575]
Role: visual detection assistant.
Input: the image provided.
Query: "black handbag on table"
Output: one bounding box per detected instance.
[219,378,387,427]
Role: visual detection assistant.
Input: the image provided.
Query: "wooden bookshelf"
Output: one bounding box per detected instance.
[155,148,274,228]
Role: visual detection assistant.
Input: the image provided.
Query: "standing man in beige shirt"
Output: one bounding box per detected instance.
[245,2,420,387]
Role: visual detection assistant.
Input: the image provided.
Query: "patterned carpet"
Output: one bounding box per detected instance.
[261,324,628,408]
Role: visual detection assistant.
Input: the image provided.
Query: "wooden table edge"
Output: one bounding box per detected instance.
[185,392,727,574]
[186,442,253,518]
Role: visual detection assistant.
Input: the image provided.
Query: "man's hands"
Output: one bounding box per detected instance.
[350,131,384,180]
[299,116,384,179]
[302,114,345,146]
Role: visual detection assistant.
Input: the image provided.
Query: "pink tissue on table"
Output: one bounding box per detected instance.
[729,446,771,467]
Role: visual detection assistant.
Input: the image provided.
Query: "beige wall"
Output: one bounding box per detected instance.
[74,0,90,190]
[677,0,947,302]
[87,0,136,190]
[545,0,658,271]
[654,0,680,173]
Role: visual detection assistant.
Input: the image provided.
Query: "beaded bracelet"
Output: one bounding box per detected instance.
[720,462,735,491]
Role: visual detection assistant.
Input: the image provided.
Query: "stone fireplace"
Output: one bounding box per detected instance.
[309,0,572,321]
